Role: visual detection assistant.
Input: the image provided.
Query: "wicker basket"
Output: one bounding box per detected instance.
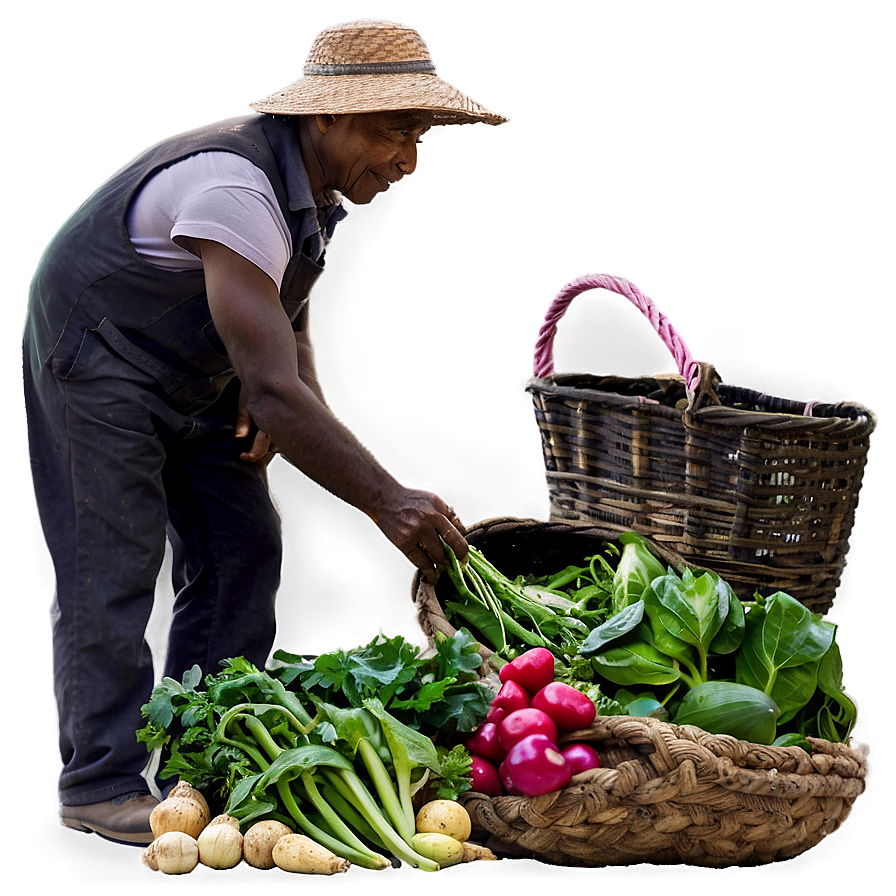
[413,517,868,868]
[527,273,876,613]
[460,714,868,868]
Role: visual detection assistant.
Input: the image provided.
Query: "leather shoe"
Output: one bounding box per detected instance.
[60,791,158,845]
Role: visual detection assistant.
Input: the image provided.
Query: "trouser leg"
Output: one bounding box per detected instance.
[24,333,170,806]
[161,388,282,683]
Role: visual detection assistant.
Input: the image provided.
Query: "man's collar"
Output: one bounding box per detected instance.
[259,115,342,213]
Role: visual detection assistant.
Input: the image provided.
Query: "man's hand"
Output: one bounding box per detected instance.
[235,387,275,463]
[370,487,468,585]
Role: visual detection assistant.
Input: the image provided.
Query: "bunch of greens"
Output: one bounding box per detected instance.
[137,630,491,871]
[440,532,857,747]
[441,541,619,662]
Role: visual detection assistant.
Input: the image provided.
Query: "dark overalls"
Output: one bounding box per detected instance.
[23,115,325,806]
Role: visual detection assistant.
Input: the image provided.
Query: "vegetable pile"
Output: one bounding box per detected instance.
[464,647,602,797]
[136,630,495,873]
[443,532,857,750]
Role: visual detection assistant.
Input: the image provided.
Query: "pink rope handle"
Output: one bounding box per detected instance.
[532,273,701,391]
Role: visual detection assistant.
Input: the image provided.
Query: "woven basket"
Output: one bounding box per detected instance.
[527,273,876,613]
[413,516,868,867]
[460,714,868,868]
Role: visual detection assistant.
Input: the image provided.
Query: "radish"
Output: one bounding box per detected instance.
[497,707,559,752]
[498,734,572,797]
[531,681,597,731]
[498,648,555,694]
[560,742,602,775]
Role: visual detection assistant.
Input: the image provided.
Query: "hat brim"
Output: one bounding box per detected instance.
[249,72,507,126]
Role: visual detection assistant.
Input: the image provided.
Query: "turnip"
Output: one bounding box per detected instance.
[197,814,243,869]
[410,832,464,868]
[414,799,472,842]
[149,781,210,839]
[272,833,351,874]
[141,831,199,874]
[243,819,292,869]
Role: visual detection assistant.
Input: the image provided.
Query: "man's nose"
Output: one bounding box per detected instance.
[395,142,418,177]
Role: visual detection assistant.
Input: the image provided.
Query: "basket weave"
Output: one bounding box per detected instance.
[460,714,868,868]
[413,517,868,867]
[527,273,876,613]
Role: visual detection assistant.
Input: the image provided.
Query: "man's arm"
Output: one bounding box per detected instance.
[294,321,327,407]
[197,237,466,580]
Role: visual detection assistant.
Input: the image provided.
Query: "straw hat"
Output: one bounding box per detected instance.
[249,19,507,126]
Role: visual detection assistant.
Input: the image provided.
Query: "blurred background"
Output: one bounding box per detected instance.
[4,1,892,891]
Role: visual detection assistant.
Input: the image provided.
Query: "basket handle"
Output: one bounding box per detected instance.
[532,273,702,392]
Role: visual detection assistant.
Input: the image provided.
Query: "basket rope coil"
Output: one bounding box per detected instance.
[459,714,868,868]
[526,274,876,612]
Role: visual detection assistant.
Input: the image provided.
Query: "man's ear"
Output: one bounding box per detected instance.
[314,113,339,134]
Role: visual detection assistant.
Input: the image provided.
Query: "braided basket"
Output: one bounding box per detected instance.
[413,517,868,867]
[460,715,868,867]
[527,273,876,613]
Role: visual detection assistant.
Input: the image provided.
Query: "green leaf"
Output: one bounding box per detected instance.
[579,600,644,655]
[611,533,667,612]
[673,681,780,744]
[590,637,681,686]
[736,592,835,693]
[648,569,730,656]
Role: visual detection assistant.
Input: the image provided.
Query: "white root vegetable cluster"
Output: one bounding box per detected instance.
[141,785,495,875]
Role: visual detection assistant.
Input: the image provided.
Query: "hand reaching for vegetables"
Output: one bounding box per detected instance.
[370,487,467,584]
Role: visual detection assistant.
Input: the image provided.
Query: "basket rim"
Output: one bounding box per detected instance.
[527,373,877,433]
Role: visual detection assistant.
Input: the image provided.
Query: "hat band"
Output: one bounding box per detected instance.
[303,60,437,76]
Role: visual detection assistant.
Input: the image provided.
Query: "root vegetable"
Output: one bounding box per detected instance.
[150,782,210,839]
[272,833,351,875]
[469,755,503,797]
[169,781,211,824]
[243,820,293,870]
[462,841,497,862]
[197,814,243,869]
[415,799,472,843]
[141,831,199,874]
[411,832,464,868]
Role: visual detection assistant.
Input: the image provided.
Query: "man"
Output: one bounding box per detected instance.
[23,18,506,845]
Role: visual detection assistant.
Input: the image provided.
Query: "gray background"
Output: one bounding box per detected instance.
[5,1,891,891]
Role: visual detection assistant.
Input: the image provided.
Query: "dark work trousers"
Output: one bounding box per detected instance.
[23,327,282,806]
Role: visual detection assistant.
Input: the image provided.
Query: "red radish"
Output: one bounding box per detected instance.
[531,681,597,731]
[498,648,555,694]
[485,705,507,725]
[560,743,602,775]
[497,708,559,752]
[468,755,503,797]
[498,734,572,797]
[485,679,530,724]
[463,722,506,763]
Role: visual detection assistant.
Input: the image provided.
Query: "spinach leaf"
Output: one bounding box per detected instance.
[579,600,644,655]
[589,632,681,687]
[736,592,835,694]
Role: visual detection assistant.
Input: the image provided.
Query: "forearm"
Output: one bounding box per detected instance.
[295,329,327,407]
[245,378,399,522]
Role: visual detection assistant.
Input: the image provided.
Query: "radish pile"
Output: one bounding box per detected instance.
[463,648,601,798]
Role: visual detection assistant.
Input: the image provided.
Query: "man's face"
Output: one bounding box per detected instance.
[314,111,433,204]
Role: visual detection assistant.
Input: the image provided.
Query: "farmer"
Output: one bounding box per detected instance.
[23,18,506,845]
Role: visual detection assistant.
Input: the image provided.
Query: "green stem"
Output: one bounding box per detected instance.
[337,767,440,872]
[300,771,390,867]
[318,778,388,851]
[275,780,386,869]
[356,738,413,843]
